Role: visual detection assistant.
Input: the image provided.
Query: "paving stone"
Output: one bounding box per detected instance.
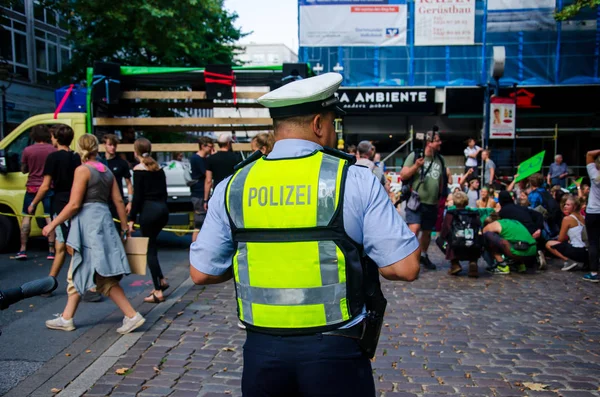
[85,384,115,396]
[82,250,600,397]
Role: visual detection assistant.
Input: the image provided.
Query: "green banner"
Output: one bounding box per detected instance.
[515,151,545,183]
[567,177,584,190]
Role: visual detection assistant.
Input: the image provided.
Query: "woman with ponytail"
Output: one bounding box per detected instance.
[128,138,170,302]
[43,134,145,334]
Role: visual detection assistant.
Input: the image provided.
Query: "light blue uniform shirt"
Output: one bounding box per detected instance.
[190,139,419,327]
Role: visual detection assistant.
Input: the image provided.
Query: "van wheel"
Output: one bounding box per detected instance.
[0,215,18,253]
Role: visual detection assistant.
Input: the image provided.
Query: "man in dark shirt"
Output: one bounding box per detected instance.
[190,136,214,242]
[103,134,133,216]
[203,134,242,211]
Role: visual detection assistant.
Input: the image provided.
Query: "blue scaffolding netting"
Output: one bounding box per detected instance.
[299,0,600,87]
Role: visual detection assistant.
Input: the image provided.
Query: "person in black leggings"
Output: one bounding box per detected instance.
[583,150,600,283]
[128,138,170,301]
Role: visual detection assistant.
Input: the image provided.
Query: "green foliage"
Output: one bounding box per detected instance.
[555,0,600,20]
[41,0,246,79]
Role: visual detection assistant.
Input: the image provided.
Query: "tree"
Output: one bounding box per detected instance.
[555,0,600,20]
[41,0,246,79]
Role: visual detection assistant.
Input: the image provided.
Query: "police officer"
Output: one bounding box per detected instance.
[189,73,420,396]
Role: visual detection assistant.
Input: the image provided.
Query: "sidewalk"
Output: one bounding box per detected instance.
[77,250,600,397]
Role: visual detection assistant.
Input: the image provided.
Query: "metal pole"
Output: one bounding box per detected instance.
[554,124,558,158]
[409,125,414,152]
[381,138,414,164]
[516,127,600,132]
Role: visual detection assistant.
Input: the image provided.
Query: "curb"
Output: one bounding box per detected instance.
[55,278,195,397]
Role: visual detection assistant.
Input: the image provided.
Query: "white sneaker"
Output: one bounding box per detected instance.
[46,316,75,331]
[537,250,547,270]
[116,312,145,334]
[237,321,246,330]
[561,262,580,272]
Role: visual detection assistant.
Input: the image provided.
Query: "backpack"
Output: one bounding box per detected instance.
[449,209,482,253]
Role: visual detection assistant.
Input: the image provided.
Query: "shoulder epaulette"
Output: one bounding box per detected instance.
[234,150,263,171]
[322,146,356,165]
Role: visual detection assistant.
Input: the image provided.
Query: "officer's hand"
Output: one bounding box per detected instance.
[203,202,208,212]
[415,158,425,168]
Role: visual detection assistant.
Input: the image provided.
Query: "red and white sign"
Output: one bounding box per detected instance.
[299,1,407,47]
[490,97,516,139]
[414,0,476,46]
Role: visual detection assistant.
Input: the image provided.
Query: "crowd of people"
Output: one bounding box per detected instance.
[14,125,276,333]
[12,119,598,337]
[350,131,599,282]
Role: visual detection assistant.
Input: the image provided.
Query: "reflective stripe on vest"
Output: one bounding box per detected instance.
[225,151,352,330]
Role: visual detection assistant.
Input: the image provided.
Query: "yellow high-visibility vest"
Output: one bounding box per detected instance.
[225,149,365,335]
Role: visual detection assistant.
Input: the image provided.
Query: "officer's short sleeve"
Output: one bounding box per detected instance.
[403,152,415,168]
[189,177,235,275]
[344,167,419,268]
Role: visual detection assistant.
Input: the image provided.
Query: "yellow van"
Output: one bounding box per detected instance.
[0,113,87,251]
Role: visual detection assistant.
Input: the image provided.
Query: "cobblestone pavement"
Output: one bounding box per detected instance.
[84,249,600,397]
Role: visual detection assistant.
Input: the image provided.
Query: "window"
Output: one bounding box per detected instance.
[1,19,30,79]
[5,131,32,172]
[35,30,67,81]
[33,2,59,27]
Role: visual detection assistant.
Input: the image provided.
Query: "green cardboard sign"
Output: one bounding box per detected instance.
[515,151,545,183]
[567,177,584,190]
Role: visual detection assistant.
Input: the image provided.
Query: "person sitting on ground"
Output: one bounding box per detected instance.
[497,190,547,269]
[528,173,563,238]
[482,212,538,275]
[476,186,496,209]
[439,191,482,278]
[466,176,480,208]
[545,195,589,272]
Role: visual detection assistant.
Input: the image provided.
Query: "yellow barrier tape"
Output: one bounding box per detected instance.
[0,212,198,234]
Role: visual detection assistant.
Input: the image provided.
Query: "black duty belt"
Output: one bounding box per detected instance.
[322,320,365,340]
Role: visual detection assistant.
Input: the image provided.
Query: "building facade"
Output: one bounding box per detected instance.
[235,43,298,66]
[298,0,599,175]
[0,0,71,136]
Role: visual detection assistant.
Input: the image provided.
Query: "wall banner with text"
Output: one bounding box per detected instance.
[299,0,407,47]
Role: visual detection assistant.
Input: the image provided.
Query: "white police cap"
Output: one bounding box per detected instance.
[258,72,345,119]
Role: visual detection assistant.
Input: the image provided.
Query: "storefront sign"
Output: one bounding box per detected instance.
[336,87,436,114]
[489,97,516,139]
[415,0,476,46]
[445,86,600,115]
[299,0,407,47]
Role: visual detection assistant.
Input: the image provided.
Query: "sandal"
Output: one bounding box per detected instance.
[160,283,170,292]
[144,292,165,304]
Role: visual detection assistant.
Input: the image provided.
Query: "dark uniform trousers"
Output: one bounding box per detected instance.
[242,331,376,397]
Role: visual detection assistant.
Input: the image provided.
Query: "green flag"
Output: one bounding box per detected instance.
[567,177,584,190]
[515,151,546,183]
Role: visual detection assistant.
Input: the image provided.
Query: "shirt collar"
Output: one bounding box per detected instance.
[267,139,323,160]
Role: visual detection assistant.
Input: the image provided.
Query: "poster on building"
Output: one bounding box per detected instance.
[299,0,407,47]
[489,97,516,139]
[414,0,476,46]
[487,0,556,32]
